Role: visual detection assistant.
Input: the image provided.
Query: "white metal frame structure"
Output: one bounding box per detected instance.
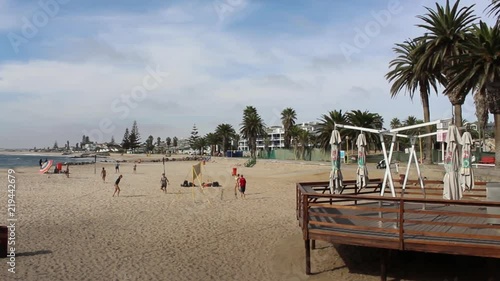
[335,118,451,198]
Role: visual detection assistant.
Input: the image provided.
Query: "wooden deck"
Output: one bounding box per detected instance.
[296,181,500,280]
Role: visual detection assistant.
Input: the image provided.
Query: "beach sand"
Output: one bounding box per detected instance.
[0,155,498,281]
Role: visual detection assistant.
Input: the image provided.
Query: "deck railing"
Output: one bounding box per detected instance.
[297,181,500,267]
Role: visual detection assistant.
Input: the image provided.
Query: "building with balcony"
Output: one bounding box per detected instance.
[237,122,319,151]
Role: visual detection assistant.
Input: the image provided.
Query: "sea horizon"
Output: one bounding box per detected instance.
[0,153,104,169]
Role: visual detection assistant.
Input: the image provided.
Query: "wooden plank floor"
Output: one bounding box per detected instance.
[309,202,500,247]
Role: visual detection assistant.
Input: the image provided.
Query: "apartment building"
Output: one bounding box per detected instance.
[237,122,319,151]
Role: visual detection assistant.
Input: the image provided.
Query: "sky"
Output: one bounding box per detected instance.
[0,0,496,149]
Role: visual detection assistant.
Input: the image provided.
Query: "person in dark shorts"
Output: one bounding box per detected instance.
[160,173,169,193]
[133,164,137,173]
[113,175,123,197]
[115,163,120,173]
[238,174,246,198]
[101,167,107,182]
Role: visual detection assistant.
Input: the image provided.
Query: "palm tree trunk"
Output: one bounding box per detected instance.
[420,86,432,164]
[487,83,500,168]
[475,89,488,142]
[447,87,465,128]
[453,104,463,128]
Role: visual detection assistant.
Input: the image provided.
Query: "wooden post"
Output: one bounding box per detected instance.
[302,194,311,275]
[380,249,388,281]
[311,240,316,250]
[305,239,311,275]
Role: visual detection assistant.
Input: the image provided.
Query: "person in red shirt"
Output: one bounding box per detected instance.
[238,174,246,198]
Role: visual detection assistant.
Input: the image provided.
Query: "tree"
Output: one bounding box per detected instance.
[110,136,115,144]
[215,123,236,153]
[205,133,221,156]
[156,137,162,153]
[297,128,313,160]
[346,110,384,152]
[281,107,297,149]
[487,0,500,26]
[166,137,171,149]
[85,136,90,144]
[129,120,141,151]
[315,110,348,150]
[121,128,130,150]
[145,135,155,152]
[390,118,403,151]
[53,141,58,150]
[189,124,200,151]
[390,118,402,129]
[446,21,500,167]
[66,140,70,150]
[172,137,178,150]
[193,137,207,155]
[240,106,266,159]
[386,38,444,164]
[416,0,477,128]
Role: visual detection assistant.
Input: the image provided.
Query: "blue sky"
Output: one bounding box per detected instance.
[0,0,496,149]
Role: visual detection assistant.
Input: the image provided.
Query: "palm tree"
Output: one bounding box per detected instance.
[315,110,348,150]
[281,107,297,149]
[390,117,403,151]
[166,137,171,153]
[172,137,178,152]
[445,21,500,167]
[289,125,302,159]
[486,0,500,26]
[297,128,313,160]
[346,110,384,153]
[204,133,221,156]
[386,38,445,164]
[416,0,477,128]
[215,123,236,154]
[240,106,266,159]
[390,118,402,129]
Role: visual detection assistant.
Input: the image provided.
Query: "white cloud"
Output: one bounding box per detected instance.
[0,0,492,148]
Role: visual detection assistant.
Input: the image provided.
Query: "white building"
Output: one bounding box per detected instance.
[238,122,319,151]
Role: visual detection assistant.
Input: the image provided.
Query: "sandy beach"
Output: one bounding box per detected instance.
[1,155,498,281]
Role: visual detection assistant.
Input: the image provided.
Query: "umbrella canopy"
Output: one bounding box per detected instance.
[329,130,343,194]
[443,125,462,200]
[460,131,474,191]
[356,133,369,189]
[39,160,53,174]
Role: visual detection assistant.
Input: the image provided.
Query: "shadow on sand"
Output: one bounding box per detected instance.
[333,244,500,281]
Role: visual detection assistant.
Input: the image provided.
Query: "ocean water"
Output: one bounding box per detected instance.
[0,154,97,169]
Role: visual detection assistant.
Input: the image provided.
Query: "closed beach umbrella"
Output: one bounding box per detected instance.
[39,160,53,174]
[460,131,474,191]
[356,133,369,189]
[443,125,462,200]
[329,130,343,194]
